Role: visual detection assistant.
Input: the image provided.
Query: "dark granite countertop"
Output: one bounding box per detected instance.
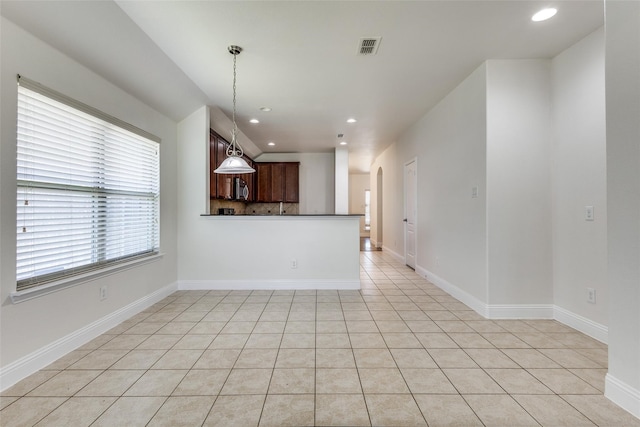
[200,214,362,217]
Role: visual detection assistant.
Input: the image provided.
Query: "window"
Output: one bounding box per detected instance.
[364,189,371,231]
[16,76,160,292]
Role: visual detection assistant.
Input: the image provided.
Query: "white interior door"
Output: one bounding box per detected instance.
[404,160,417,269]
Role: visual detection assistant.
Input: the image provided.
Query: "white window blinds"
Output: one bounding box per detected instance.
[16,76,160,291]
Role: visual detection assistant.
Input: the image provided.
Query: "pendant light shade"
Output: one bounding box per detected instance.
[215,155,255,174]
[214,45,256,174]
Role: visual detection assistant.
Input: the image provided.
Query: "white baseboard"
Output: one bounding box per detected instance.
[381,246,404,263]
[416,266,488,316]
[605,373,640,419]
[0,281,177,392]
[178,279,361,291]
[415,266,607,343]
[487,304,554,319]
[554,305,608,344]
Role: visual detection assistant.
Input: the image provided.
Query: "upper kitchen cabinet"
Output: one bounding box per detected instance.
[284,162,299,203]
[256,163,271,202]
[209,129,256,201]
[256,162,300,203]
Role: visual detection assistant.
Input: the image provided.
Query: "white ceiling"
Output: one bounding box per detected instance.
[1,1,603,173]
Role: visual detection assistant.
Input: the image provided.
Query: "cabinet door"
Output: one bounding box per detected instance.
[216,138,233,199]
[209,135,217,198]
[284,163,300,203]
[256,163,272,202]
[271,163,285,201]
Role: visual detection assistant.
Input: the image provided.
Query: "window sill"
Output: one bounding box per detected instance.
[10,253,165,304]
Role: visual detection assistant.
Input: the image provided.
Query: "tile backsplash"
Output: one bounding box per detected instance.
[211,200,299,215]
[246,202,299,215]
[211,200,247,215]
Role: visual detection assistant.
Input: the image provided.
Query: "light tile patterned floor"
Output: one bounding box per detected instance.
[2,251,639,426]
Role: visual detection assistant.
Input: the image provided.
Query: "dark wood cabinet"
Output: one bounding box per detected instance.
[209,130,218,197]
[284,163,299,203]
[256,163,272,202]
[209,130,297,203]
[209,129,255,201]
[255,162,299,203]
[270,163,285,202]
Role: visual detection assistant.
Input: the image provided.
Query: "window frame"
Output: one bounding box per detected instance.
[12,76,161,302]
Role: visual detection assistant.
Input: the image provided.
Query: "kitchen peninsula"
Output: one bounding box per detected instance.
[177,108,360,292]
[180,214,361,291]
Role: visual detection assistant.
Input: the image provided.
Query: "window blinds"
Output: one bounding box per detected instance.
[16,77,160,291]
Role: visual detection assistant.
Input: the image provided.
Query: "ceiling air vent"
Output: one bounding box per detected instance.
[357,37,382,55]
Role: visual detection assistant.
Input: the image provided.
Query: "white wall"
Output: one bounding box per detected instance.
[371,64,488,303]
[551,28,607,325]
[370,49,608,322]
[349,173,370,236]
[254,152,335,214]
[486,60,554,306]
[176,106,210,281]
[604,0,640,417]
[370,144,401,256]
[334,147,349,214]
[415,64,488,303]
[0,18,178,379]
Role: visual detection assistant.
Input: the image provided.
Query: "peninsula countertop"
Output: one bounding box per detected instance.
[200,214,362,217]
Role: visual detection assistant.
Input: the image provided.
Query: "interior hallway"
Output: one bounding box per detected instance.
[360,237,381,252]
[1,251,637,426]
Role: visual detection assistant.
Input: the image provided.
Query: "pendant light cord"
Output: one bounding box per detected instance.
[214,45,255,174]
[229,50,243,158]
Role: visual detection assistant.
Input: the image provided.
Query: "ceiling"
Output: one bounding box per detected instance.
[1,1,604,173]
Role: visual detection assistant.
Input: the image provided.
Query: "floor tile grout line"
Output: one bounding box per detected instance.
[387,277,431,426]
[340,286,371,424]
[557,393,605,426]
[89,291,219,425]
[257,294,296,427]
[2,254,626,427]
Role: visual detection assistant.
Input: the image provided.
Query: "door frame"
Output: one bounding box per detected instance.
[404,158,418,268]
[376,167,383,248]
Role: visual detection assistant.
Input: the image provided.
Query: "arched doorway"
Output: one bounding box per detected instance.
[376,167,383,249]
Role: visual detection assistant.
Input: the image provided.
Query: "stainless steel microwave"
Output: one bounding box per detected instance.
[234,177,249,201]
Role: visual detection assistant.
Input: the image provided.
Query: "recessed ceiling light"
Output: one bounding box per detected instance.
[260,107,272,112]
[340,141,347,145]
[267,142,275,146]
[532,8,557,22]
[249,118,260,124]
[347,118,357,123]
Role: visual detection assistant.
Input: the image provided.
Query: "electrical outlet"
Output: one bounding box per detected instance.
[585,206,594,221]
[291,259,297,269]
[436,257,440,266]
[100,286,108,301]
[587,287,596,304]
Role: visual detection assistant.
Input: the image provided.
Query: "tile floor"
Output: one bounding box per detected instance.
[2,251,639,426]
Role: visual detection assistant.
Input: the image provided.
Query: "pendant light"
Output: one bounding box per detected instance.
[214,45,256,174]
